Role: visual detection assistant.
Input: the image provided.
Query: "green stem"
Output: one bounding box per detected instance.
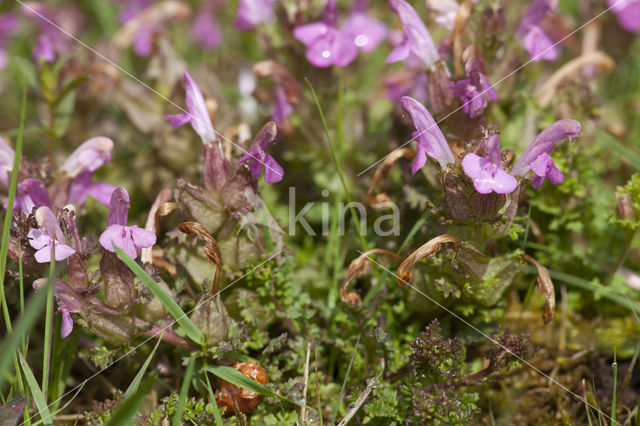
[612,348,617,426]
[42,258,55,400]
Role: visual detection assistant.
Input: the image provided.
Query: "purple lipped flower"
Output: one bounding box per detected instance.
[400,96,456,173]
[462,134,517,194]
[28,206,76,263]
[67,172,116,206]
[608,0,640,33]
[164,71,218,145]
[99,187,156,259]
[192,1,222,49]
[342,0,387,53]
[511,119,581,189]
[110,0,157,57]
[239,122,284,183]
[235,0,275,30]
[14,179,51,215]
[516,0,560,62]
[61,137,114,178]
[0,13,18,70]
[450,57,498,119]
[0,136,14,188]
[387,0,439,70]
[272,86,293,124]
[33,278,86,339]
[293,0,358,68]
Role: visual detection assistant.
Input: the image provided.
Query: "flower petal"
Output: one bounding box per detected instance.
[184,71,217,144]
[389,0,439,69]
[163,113,192,128]
[99,224,127,253]
[411,141,428,175]
[28,229,50,250]
[263,154,284,183]
[129,225,157,250]
[293,22,329,46]
[59,307,73,339]
[107,187,130,227]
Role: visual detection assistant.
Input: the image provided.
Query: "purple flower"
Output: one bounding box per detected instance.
[239,122,284,183]
[60,137,114,178]
[235,0,275,30]
[450,57,498,118]
[462,134,517,194]
[386,0,439,70]
[0,136,14,188]
[516,0,560,62]
[400,96,456,173]
[608,0,640,33]
[27,206,76,263]
[293,0,358,68]
[99,187,156,259]
[272,86,293,124]
[14,179,51,215]
[511,119,581,189]
[164,71,218,145]
[0,13,18,70]
[33,278,86,339]
[67,172,116,206]
[342,0,387,53]
[111,0,156,57]
[192,2,222,49]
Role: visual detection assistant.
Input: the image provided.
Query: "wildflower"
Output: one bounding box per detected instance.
[27,206,76,263]
[239,122,284,183]
[235,0,275,30]
[33,278,86,338]
[0,13,18,70]
[607,0,640,33]
[461,134,517,194]
[253,60,301,124]
[426,0,459,31]
[60,137,115,206]
[0,136,14,189]
[15,179,51,215]
[399,96,456,173]
[99,187,156,259]
[272,86,293,124]
[342,0,387,53]
[192,1,222,49]
[164,71,218,145]
[450,57,498,119]
[111,0,155,56]
[387,0,439,70]
[511,119,581,189]
[516,0,560,62]
[293,0,358,68]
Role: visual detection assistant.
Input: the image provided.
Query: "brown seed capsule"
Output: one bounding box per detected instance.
[215,362,269,414]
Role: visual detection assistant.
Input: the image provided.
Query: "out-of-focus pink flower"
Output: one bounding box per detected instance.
[272,86,293,124]
[516,0,560,62]
[450,57,497,118]
[342,0,387,53]
[192,1,222,49]
[28,206,76,263]
[14,179,51,215]
[0,136,14,188]
[60,137,114,178]
[99,187,156,259]
[235,0,275,30]
[239,122,284,183]
[426,0,459,31]
[33,278,86,339]
[164,71,218,145]
[0,13,18,69]
[607,0,640,33]
[387,0,439,70]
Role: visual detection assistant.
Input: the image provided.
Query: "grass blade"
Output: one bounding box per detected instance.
[173,358,196,426]
[113,246,205,345]
[124,333,163,399]
[106,376,155,426]
[0,283,50,390]
[331,334,360,424]
[203,366,224,426]
[18,352,53,426]
[204,365,308,408]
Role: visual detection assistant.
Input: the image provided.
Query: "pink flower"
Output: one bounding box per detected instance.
[27,207,75,263]
[235,0,275,30]
[99,187,156,259]
[386,0,439,70]
[516,0,560,62]
[607,0,640,33]
[239,122,284,183]
[192,1,222,49]
[462,134,517,194]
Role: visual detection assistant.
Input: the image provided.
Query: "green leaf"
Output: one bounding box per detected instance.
[18,353,53,426]
[124,334,163,399]
[113,246,205,345]
[106,376,155,426]
[173,359,196,426]
[204,365,308,408]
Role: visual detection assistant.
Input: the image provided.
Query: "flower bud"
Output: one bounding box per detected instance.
[441,170,506,224]
[189,296,230,347]
[100,252,136,309]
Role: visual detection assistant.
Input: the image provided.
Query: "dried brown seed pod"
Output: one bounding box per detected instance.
[215,362,269,414]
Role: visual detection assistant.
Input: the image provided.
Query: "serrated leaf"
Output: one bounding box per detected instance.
[113,246,205,345]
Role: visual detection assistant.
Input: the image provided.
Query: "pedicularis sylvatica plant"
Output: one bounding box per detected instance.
[1,0,640,424]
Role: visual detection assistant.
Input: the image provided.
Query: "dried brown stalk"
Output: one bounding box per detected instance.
[340,249,403,306]
[453,1,474,78]
[141,189,173,265]
[178,221,222,294]
[397,234,462,287]
[536,51,614,107]
[522,254,556,324]
[366,148,415,210]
